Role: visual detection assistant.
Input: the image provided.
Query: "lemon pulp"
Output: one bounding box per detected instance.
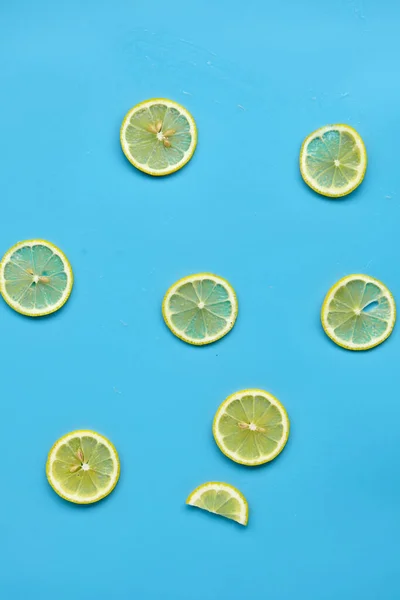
[162,273,238,345]
[186,482,248,526]
[0,240,73,316]
[321,274,396,350]
[300,124,367,197]
[213,389,290,466]
[120,98,197,176]
[46,430,120,504]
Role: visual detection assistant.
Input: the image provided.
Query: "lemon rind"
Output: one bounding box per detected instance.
[120,98,198,177]
[321,274,396,351]
[0,239,73,317]
[162,272,238,346]
[212,389,290,466]
[46,429,120,505]
[186,481,248,526]
[300,124,367,198]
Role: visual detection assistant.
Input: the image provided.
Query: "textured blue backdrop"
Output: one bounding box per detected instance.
[1,1,399,598]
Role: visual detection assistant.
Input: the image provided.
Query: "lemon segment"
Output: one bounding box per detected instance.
[46,430,120,504]
[186,482,248,526]
[162,273,238,345]
[213,389,290,466]
[300,124,367,197]
[0,239,73,317]
[120,98,197,176]
[321,274,396,350]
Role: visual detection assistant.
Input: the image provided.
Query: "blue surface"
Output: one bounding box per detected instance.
[1,1,399,598]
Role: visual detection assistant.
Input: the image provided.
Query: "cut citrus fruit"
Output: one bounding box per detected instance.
[213,389,290,466]
[120,98,197,176]
[186,482,248,526]
[0,240,73,317]
[300,124,367,197]
[321,274,396,350]
[162,273,238,345]
[46,430,120,504]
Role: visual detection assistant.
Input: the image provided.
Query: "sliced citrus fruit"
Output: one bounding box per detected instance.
[186,482,248,526]
[0,240,73,317]
[162,273,238,345]
[321,274,396,350]
[46,430,120,504]
[300,124,367,197]
[120,98,197,176]
[213,389,290,466]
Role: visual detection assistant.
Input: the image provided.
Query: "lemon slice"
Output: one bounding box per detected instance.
[213,389,290,466]
[186,482,248,526]
[300,124,367,197]
[46,430,120,504]
[321,274,396,350]
[0,240,73,317]
[120,98,197,176]
[162,273,238,345]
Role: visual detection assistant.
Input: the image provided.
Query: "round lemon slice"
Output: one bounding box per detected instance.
[162,273,238,345]
[300,124,367,197]
[186,482,248,526]
[46,430,120,504]
[213,389,290,466]
[321,274,396,350]
[120,98,197,176]
[0,239,73,317]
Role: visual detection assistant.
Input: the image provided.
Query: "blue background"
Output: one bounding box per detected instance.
[1,1,399,598]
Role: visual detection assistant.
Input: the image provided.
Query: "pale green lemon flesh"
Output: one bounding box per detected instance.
[46,431,120,504]
[121,99,196,175]
[163,274,238,345]
[213,390,290,466]
[0,241,72,316]
[301,125,366,197]
[322,275,396,350]
[187,482,248,525]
